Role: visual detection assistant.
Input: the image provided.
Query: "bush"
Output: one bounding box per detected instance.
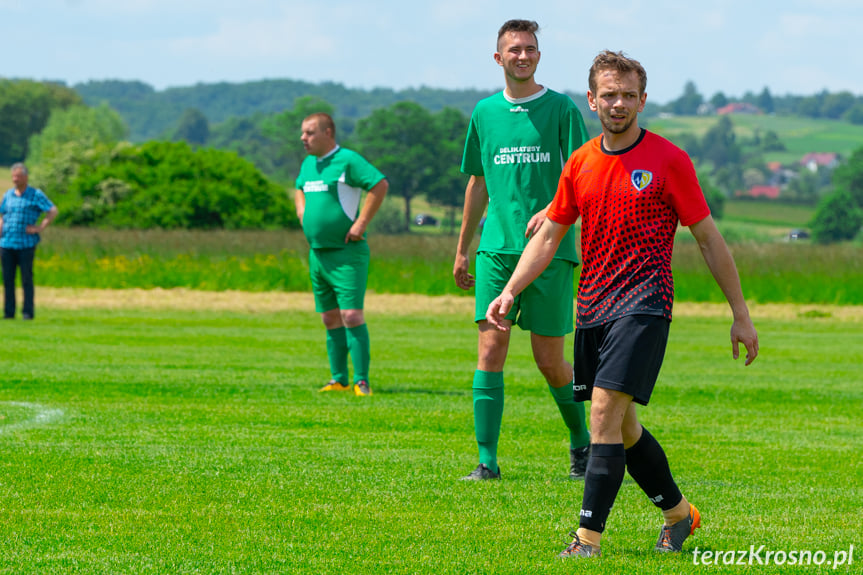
[810,188,863,243]
[59,141,298,230]
[698,172,725,219]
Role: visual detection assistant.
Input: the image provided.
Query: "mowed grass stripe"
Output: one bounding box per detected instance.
[0,306,859,574]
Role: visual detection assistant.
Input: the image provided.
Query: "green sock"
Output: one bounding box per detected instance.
[548,381,590,449]
[346,324,371,383]
[326,327,349,384]
[473,370,504,473]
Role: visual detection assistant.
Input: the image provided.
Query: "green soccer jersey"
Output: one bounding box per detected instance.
[296,146,386,249]
[461,88,588,263]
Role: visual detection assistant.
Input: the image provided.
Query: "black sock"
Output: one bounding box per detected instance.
[625,427,683,511]
[578,443,625,533]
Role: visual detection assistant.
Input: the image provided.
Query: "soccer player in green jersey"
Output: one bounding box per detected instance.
[295,113,389,397]
[453,20,591,480]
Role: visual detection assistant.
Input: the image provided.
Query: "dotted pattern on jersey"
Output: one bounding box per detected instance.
[576,166,678,328]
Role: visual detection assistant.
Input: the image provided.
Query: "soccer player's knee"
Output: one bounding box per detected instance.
[341,309,365,327]
[534,355,564,380]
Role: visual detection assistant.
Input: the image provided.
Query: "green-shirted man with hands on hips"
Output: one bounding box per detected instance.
[453,19,591,480]
[295,113,389,397]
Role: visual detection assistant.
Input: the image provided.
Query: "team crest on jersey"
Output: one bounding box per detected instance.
[631,170,653,191]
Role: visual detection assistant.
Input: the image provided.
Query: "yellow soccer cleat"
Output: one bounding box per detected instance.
[319,380,351,392]
[353,380,372,396]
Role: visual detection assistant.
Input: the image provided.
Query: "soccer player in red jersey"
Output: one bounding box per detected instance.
[486,50,759,558]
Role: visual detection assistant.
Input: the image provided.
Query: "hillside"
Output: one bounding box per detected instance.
[76,80,863,163]
[647,114,863,161]
[75,79,499,142]
[74,79,616,142]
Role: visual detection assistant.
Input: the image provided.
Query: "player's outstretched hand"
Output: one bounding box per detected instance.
[486,293,514,331]
[453,254,475,290]
[730,317,759,366]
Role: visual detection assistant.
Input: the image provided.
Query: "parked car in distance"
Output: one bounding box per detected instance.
[788,228,810,240]
[414,213,439,227]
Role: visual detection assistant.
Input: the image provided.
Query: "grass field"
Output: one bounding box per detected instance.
[32,227,863,304]
[0,292,860,574]
[647,114,863,165]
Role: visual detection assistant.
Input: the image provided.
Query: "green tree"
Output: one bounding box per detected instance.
[832,145,863,208]
[208,114,281,177]
[173,108,210,146]
[761,130,786,152]
[709,91,728,109]
[842,103,863,125]
[713,165,743,196]
[784,169,820,203]
[810,188,863,243]
[354,101,441,231]
[820,91,856,119]
[0,79,81,164]
[697,171,725,219]
[701,116,741,175]
[27,103,127,164]
[668,81,704,115]
[797,93,824,118]
[672,132,701,162]
[424,107,469,234]
[27,103,128,197]
[757,87,774,114]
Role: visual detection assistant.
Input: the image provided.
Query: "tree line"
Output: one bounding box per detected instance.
[2,77,861,242]
[664,80,863,123]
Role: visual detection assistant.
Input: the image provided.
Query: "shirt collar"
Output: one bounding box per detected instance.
[317,145,340,162]
[503,86,547,105]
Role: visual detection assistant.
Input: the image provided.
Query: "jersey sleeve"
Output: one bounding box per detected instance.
[561,98,590,157]
[294,157,308,190]
[547,155,581,225]
[346,153,386,190]
[666,149,710,227]
[460,111,484,176]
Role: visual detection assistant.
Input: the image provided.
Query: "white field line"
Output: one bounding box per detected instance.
[0,402,65,434]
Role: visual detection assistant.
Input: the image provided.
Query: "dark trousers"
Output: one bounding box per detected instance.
[1,247,36,319]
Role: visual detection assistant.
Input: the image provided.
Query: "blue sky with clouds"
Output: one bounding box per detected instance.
[3,0,862,105]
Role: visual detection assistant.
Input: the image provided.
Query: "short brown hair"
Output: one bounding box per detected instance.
[588,50,647,96]
[497,19,539,50]
[304,112,336,138]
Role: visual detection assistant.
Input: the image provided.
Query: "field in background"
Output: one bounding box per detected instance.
[405,196,817,239]
[647,114,863,164]
[34,225,863,304]
[0,301,859,574]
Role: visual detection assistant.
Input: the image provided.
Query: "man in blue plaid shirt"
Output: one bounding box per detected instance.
[1,163,58,320]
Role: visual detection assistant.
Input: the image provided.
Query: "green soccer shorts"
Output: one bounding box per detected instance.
[474,251,575,337]
[309,241,370,313]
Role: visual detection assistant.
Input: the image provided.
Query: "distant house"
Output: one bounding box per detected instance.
[716,102,762,115]
[738,185,781,199]
[799,152,840,172]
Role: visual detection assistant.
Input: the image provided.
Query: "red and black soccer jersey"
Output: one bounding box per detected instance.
[547,129,709,328]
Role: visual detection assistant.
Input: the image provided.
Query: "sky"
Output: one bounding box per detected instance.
[3,0,862,105]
